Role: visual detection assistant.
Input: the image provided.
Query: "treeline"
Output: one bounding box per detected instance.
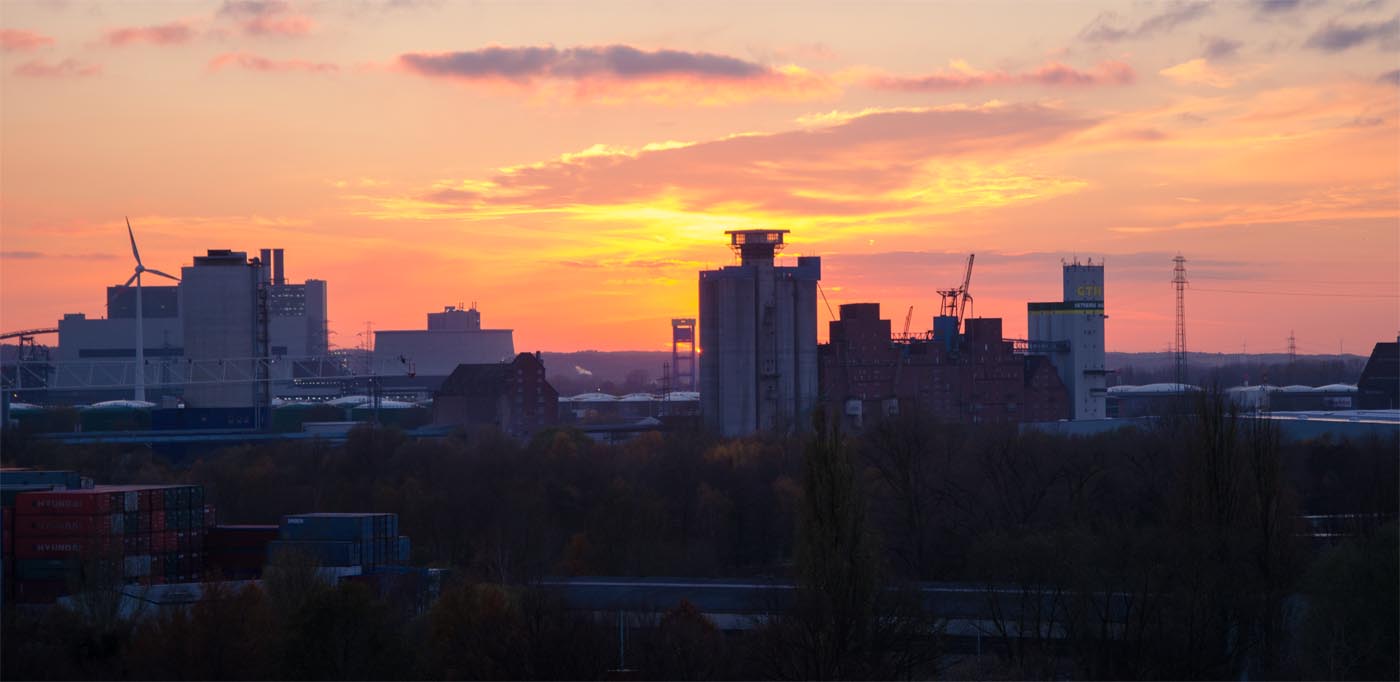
[1,395,1397,680]
[1113,356,1366,388]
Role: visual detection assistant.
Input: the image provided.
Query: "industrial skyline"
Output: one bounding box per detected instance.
[1,1,1397,353]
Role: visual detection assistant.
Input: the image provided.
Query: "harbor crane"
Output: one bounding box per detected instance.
[937,254,976,327]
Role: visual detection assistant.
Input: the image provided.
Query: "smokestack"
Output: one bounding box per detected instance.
[273,248,285,286]
[259,249,272,285]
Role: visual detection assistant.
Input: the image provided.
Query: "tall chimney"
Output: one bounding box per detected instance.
[273,248,285,286]
[259,249,272,285]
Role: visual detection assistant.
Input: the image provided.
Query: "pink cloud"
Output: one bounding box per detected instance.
[103,21,197,46]
[13,58,101,78]
[240,14,315,36]
[866,60,1135,92]
[208,52,337,73]
[0,29,55,52]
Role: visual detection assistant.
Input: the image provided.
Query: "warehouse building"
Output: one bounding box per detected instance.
[430,352,558,438]
[819,303,1070,429]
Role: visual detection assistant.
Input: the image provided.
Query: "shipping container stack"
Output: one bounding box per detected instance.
[5,482,214,605]
[205,525,280,579]
[1,469,94,606]
[268,513,409,579]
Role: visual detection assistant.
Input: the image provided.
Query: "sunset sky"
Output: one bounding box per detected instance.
[2,0,1397,354]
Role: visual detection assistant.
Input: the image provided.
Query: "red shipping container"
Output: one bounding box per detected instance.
[153,510,166,532]
[13,535,114,559]
[139,512,151,533]
[164,530,176,552]
[14,490,112,516]
[14,515,113,538]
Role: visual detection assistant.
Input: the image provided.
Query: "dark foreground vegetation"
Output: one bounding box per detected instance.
[2,393,1396,680]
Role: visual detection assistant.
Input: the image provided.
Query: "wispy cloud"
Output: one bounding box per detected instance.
[208,52,338,73]
[1202,36,1243,60]
[1,250,116,260]
[1304,14,1400,51]
[1380,68,1400,85]
[217,0,315,37]
[396,44,835,103]
[865,59,1134,91]
[1160,58,1241,88]
[0,29,55,52]
[1250,0,1310,15]
[399,44,770,81]
[368,103,1096,224]
[1081,1,1213,43]
[13,58,101,78]
[103,20,197,46]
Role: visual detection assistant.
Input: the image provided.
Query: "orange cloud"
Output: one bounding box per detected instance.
[0,29,55,52]
[356,102,1095,241]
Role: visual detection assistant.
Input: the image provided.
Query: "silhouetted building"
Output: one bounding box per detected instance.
[428,305,481,331]
[819,303,1069,428]
[699,230,820,436]
[1028,260,1107,419]
[1357,339,1399,409]
[181,249,268,412]
[431,352,558,438]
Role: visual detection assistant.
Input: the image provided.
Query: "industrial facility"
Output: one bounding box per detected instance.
[2,227,1393,445]
[698,230,821,437]
[45,245,329,406]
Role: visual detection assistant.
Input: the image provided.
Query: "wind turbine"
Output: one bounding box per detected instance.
[121,217,179,402]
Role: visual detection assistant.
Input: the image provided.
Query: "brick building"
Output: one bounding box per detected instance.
[431,352,558,438]
[818,303,1069,429]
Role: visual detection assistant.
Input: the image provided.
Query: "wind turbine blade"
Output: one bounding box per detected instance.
[124,272,139,287]
[125,217,143,266]
[145,268,180,282]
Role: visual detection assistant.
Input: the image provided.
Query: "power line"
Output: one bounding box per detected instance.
[1191,275,1400,285]
[1191,286,1400,299]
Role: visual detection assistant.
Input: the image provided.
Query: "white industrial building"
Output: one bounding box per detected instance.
[1027,260,1107,420]
[698,230,821,437]
[48,248,329,403]
[372,305,515,391]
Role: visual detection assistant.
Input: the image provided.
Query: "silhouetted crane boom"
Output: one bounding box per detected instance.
[957,254,975,323]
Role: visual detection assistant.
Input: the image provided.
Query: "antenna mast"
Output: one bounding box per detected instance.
[1173,255,1188,385]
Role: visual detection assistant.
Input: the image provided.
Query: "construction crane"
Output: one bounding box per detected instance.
[901,305,914,338]
[937,254,976,326]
